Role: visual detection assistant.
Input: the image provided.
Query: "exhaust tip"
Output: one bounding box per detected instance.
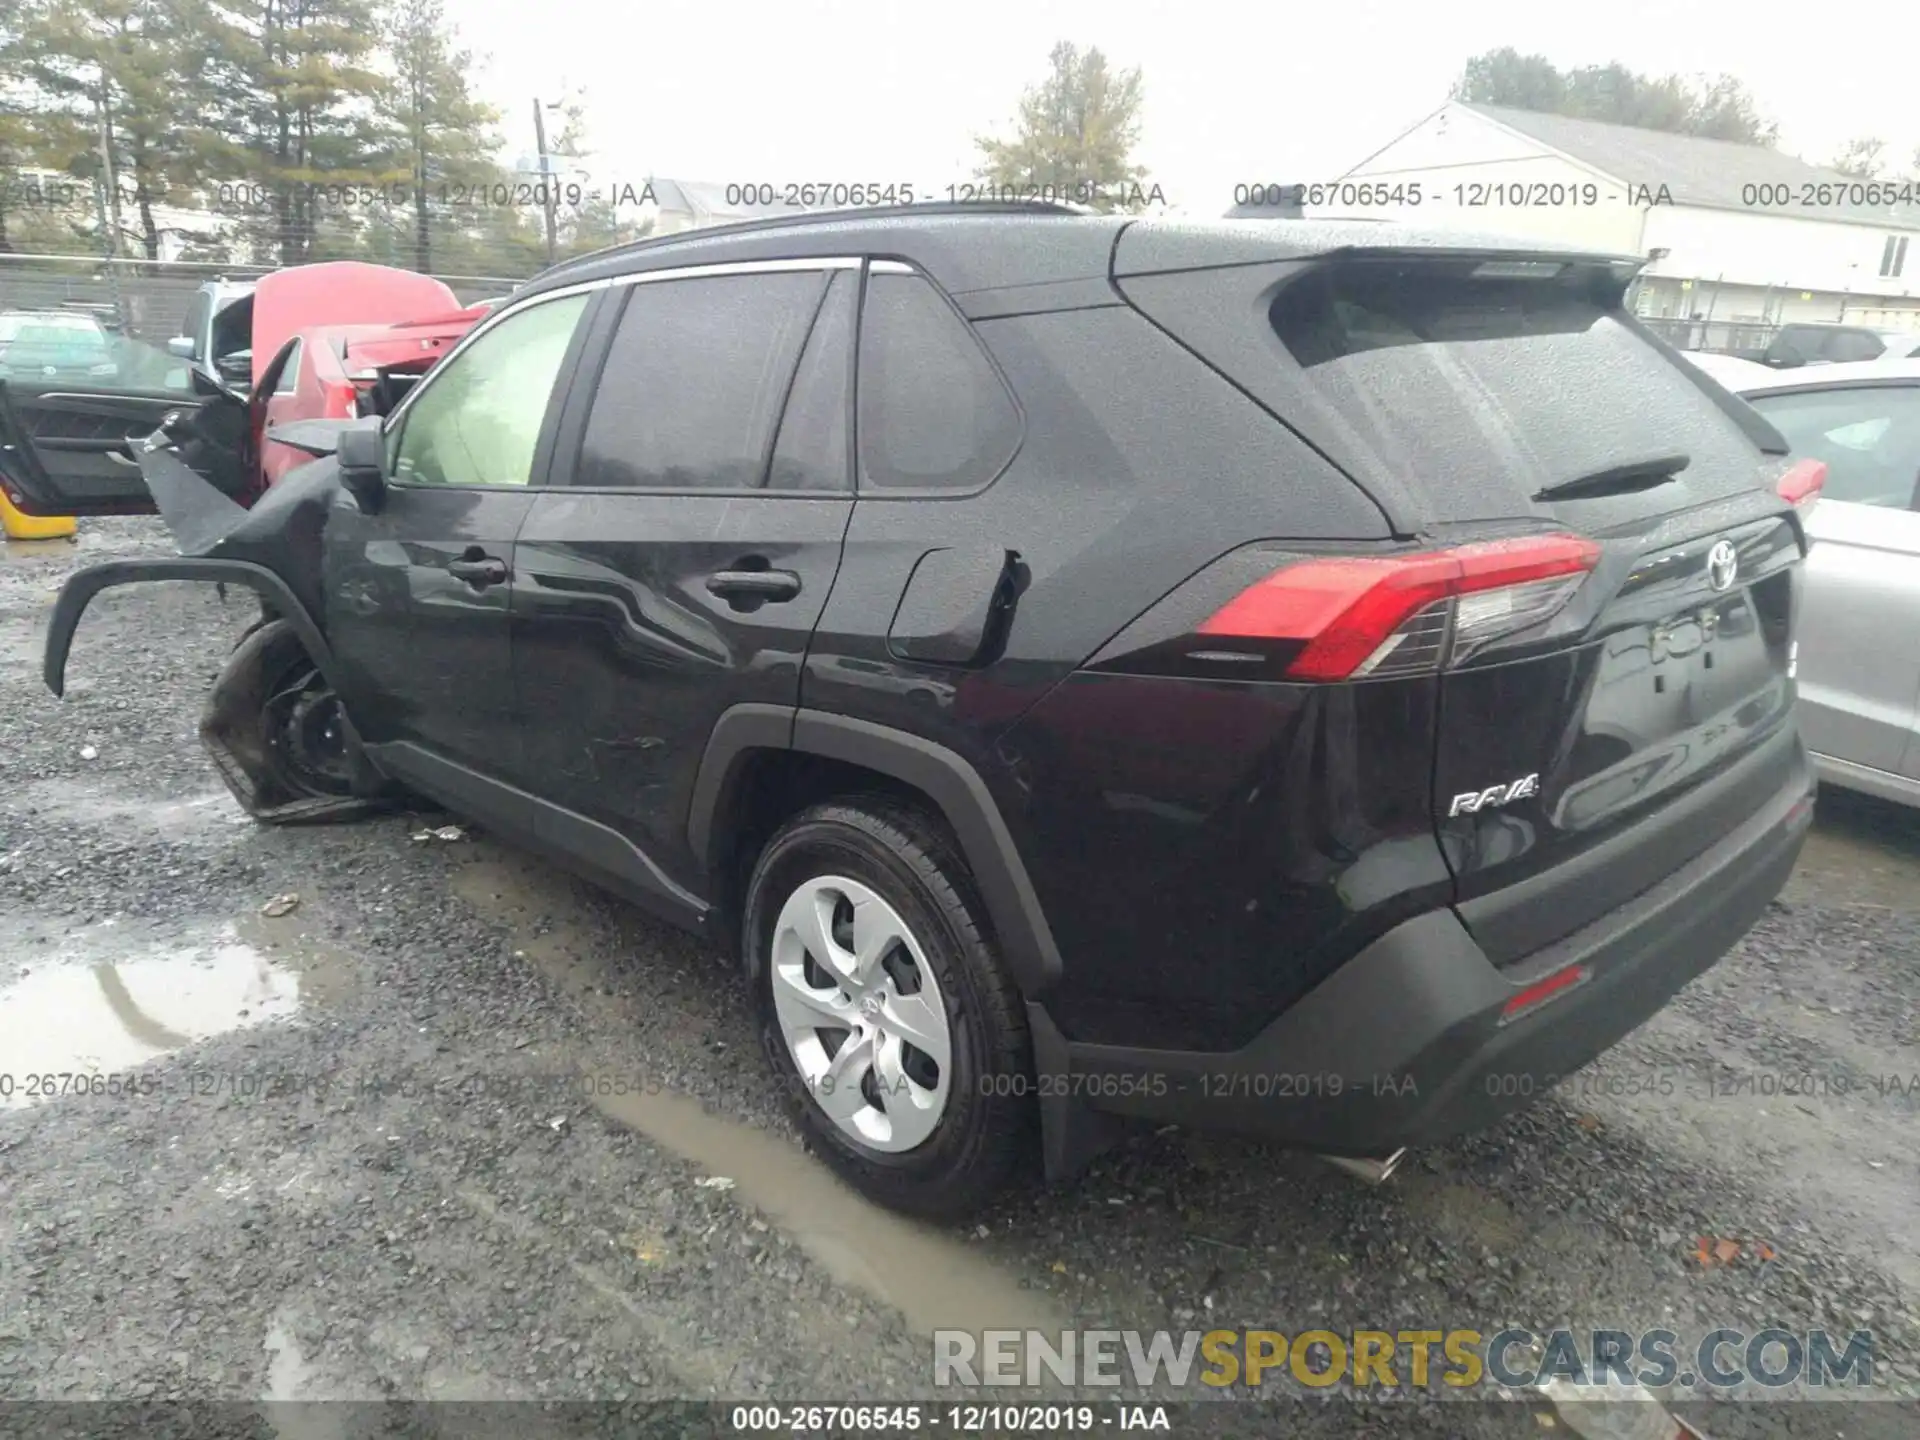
[1319,1148,1407,1185]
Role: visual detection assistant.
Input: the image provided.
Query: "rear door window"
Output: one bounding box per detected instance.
[573,271,827,491]
[767,271,855,492]
[856,269,1021,493]
[1824,329,1886,363]
[1747,385,1920,510]
[1266,260,1768,522]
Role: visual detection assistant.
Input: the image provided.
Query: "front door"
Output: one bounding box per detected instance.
[0,377,244,517]
[326,290,594,822]
[512,264,859,902]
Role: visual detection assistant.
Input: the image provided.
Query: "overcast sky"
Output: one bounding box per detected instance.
[448,0,1919,211]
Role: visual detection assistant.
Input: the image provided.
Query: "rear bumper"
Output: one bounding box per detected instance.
[1046,734,1814,1155]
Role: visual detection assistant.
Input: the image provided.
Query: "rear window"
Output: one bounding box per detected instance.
[1268,261,1767,520]
[8,323,107,356]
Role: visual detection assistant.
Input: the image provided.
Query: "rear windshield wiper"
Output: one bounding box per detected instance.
[1534,452,1690,503]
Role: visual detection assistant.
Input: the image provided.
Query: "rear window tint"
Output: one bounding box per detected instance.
[1269,262,1764,516]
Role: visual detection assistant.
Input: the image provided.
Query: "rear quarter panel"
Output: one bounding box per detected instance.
[805,300,1402,1042]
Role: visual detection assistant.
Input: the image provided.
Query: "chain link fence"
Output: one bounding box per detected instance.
[1639,317,1781,358]
[0,253,523,348]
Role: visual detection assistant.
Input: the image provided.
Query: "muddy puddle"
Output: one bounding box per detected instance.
[0,918,327,1108]
[591,1085,1066,1338]
[448,850,1067,1342]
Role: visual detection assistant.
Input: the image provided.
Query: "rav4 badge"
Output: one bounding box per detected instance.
[1448,773,1540,817]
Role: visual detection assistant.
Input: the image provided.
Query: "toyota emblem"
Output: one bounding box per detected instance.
[1706,540,1739,593]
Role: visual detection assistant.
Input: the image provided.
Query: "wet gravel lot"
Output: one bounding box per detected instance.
[2,521,1917,1439]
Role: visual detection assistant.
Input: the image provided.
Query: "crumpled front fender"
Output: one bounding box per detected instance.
[43,561,388,824]
[42,557,338,699]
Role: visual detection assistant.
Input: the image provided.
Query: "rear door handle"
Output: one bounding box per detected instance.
[448,555,509,587]
[707,569,801,602]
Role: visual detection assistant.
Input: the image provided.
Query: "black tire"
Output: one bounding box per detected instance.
[199,619,388,823]
[744,797,1035,1220]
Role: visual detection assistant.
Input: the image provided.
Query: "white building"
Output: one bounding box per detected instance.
[1314,102,1920,337]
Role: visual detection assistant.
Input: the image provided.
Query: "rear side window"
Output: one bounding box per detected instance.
[857,270,1020,492]
[575,271,827,491]
[767,271,855,492]
[1824,329,1886,363]
[1268,260,1767,519]
[1747,386,1920,510]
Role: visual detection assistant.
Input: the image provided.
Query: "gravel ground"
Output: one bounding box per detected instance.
[2,520,1917,1439]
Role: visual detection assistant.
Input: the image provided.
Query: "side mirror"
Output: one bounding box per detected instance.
[336,422,388,514]
[167,336,194,359]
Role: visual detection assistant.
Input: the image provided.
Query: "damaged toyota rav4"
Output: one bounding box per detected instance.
[20,205,1822,1219]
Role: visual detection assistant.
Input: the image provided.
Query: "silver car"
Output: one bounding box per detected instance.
[1730,358,1920,807]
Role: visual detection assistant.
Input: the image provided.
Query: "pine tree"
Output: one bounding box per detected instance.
[374,0,501,273]
[198,0,388,265]
[17,0,217,259]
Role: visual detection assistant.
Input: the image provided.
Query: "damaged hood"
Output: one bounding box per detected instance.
[251,262,461,390]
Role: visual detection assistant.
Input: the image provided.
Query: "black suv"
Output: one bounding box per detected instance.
[17,204,1820,1219]
[1761,321,1920,368]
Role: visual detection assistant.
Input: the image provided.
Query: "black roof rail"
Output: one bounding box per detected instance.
[532,199,1098,284]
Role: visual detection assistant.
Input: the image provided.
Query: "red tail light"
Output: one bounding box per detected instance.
[1197,534,1601,682]
[1776,458,1825,509]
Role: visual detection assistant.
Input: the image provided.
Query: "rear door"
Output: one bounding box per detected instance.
[511,261,857,901]
[1117,241,1805,965]
[1743,378,1920,782]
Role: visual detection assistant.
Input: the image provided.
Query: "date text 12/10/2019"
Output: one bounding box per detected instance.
[726,1404,1171,1432]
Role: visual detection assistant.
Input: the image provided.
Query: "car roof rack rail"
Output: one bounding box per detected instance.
[535,198,1098,283]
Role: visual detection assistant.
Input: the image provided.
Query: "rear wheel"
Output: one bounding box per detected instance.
[744,798,1034,1219]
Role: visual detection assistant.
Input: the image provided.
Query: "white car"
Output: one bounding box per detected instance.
[1682,351,1777,390]
[1721,359,1920,807]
